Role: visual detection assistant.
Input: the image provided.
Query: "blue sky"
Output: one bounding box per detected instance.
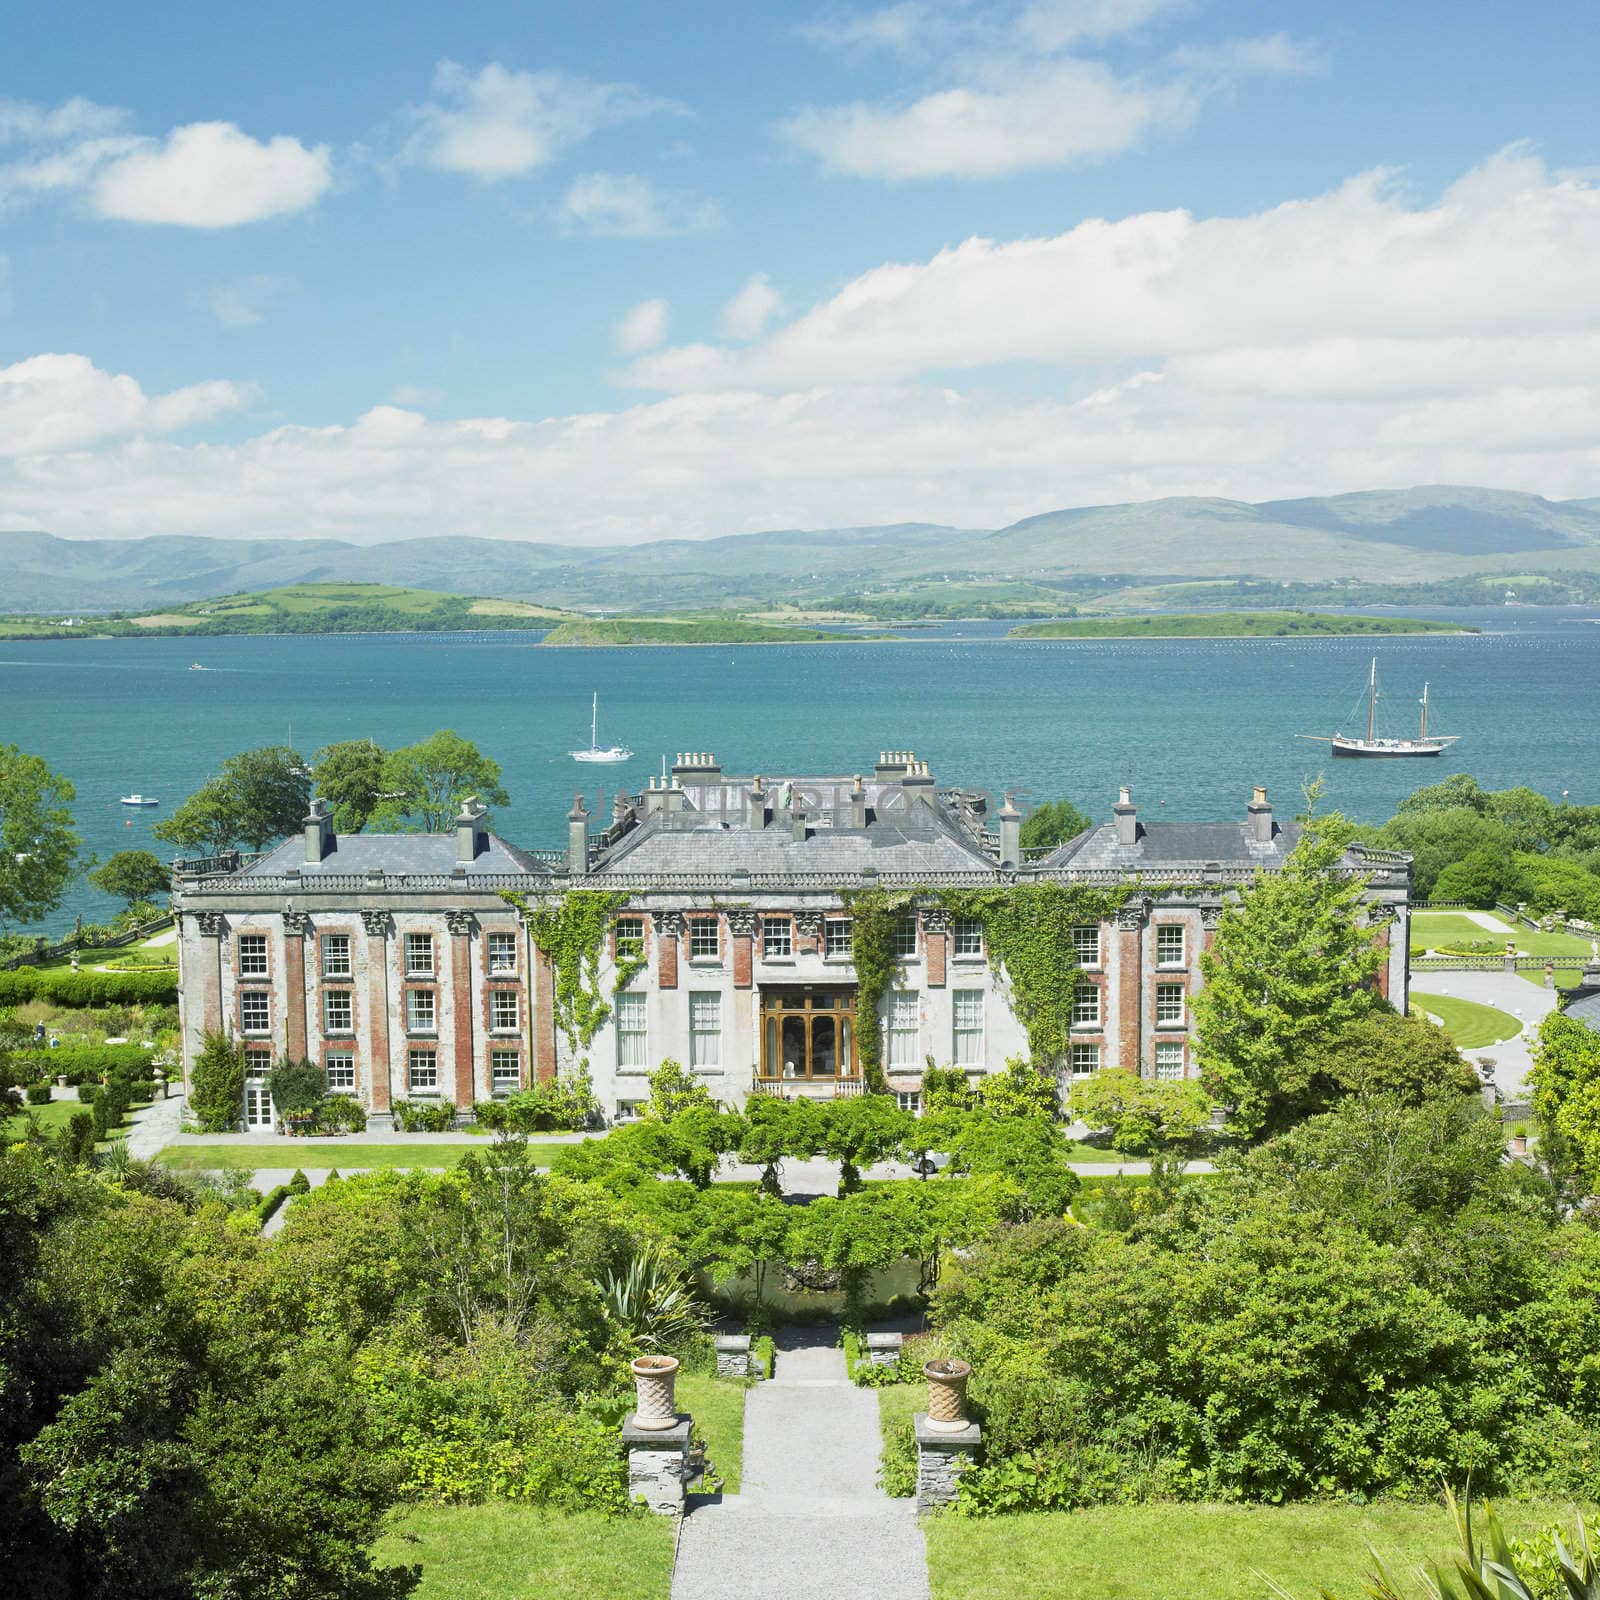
[2,0,1598,545]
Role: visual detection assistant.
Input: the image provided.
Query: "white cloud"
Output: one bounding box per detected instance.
[556,172,722,237]
[202,274,290,328]
[0,353,254,456]
[719,274,783,340]
[389,383,445,409]
[614,298,670,354]
[5,152,1600,544]
[405,60,678,180]
[91,122,330,226]
[784,0,1312,179]
[0,99,329,226]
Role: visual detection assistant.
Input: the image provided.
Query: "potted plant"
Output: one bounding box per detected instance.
[923,1357,972,1433]
[1509,1124,1530,1158]
[630,1354,681,1430]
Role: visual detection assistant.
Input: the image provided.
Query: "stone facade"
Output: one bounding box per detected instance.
[914,1414,983,1511]
[621,1415,693,1515]
[170,752,1412,1129]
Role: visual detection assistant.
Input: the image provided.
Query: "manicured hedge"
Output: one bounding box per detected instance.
[21,1045,156,1086]
[0,969,178,1005]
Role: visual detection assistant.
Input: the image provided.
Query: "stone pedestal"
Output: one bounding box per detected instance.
[715,1334,752,1377]
[866,1331,903,1367]
[914,1414,981,1512]
[622,1414,693,1515]
[367,1111,395,1134]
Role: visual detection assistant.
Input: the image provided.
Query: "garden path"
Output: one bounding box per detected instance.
[126,1089,184,1161]
[1414,969,1557,1097]
[670,1333,929,1600]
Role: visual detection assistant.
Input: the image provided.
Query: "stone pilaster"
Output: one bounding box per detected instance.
[922,907,949,989]
[715,1334,753,1376]
[653,910,682,991]
[282,911,309,1063]
[533,943,557,1084]
[361,910,393,1122]
[729,910,755,989]
[1115,899,1146,1075]
[793,910,823,956]
[446,911,476,1109]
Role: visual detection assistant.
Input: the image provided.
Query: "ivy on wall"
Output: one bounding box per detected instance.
[500,889,643,1058]
[839,888,917,1092]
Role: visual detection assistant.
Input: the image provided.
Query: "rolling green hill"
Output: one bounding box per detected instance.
[1008,612,1476,640]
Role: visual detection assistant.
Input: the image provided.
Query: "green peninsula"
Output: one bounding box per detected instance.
[1007,611,1476,640]
[537,617,875,646]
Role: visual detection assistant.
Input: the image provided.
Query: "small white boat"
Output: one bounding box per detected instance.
[189,662,208,671]
[570,693,632,764]
[120,794,160,807]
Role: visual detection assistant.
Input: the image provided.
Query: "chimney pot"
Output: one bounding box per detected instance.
[456,795,486,864]
[1113,786,1138,847]
[792,807,808,842]
[303,798,335,864]
[998,789,1022,868]
[568,792,590,872]
[1247,784,1274,845]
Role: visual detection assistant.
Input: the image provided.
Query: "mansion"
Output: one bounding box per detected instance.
[171,749,1413,1129]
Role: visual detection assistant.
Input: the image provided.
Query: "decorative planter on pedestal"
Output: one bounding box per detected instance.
[923,1359,971,1433]
[631,1355,681,1430]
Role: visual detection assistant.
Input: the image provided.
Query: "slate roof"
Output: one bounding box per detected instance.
[1048,818,1309,871]
[589,773,995,877]
[243,830,550,878]
[1561,969,1600,1033]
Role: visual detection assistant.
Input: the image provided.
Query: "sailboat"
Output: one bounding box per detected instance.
[570,693,632,764]
[1300,658,1460,758]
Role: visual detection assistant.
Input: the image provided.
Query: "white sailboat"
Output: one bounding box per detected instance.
[570,693,632,764]
[1299,658,1460,758]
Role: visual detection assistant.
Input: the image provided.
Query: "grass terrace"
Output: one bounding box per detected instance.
[154,1140,582,1173]
[1411,911,1594,958]
[1410,991,1525,1048]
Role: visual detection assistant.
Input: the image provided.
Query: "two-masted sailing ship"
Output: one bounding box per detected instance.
[1300,658,1460,758]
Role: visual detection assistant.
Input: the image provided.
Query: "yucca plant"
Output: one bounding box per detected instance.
[598,1246,708,1354]
[1268,1487,1598,1600]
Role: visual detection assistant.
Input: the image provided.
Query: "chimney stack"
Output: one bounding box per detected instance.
[303,797,334,864]
[998,791,1022,869]
[850,773,867,830]
[875,749,916,780]
[749,774,768,831]
[792,805,808,843]
[1113,786,1139,848]
[1247,784,1274,845]
[567,793,590,874]
[456,796,487,863]
[900,758,935,808]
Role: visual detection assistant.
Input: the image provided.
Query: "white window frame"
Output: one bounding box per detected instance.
[487,930,518,974]
[1156,925,1186,969]
[240,990,271,1035]
[1071,983,1101,1027]
[689,992,722,1070]
[406,988,436,1034]
[1072,924,1101,967]
[615,1099,646,1123]
[321,932,352,977]
[244,1047,273,1080]
[489,990,520,1033]
[614,917,646,960]
[407,1048,438,1093]
[895,1090,922,1115]
[490,1049,521,1090]
[404,932,434,977]
[891,917,918,959]
[615,991,648,1071]
[762,917,792,959]
[952,920,984,960]
[1070,1042,1100,1077]
[1155,1041,1185,1080]
[323,988,354,1034]
[824,918,853,958]
[237,933,268,977]
[1155,983,1185,1026]
[688,917,721,961]
[325,1051,355,1091]
[952,989,984,1067]
[887,991,920,1068]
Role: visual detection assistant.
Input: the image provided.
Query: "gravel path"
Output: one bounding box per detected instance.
[1410,969,1556,1096]
[671,1336,929,1600]
[126,1091,185,1160]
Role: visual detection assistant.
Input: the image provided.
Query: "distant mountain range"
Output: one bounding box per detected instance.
[6,486,1600,615]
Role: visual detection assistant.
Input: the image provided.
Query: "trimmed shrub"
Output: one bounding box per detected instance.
[287,1169,311,1195]
[0,969,178,1006]
[77,1082,99,1104]
[24,1082,52,1105]
[190,1031,246,1134]
[391,1098,455,1133]
[59,1111,97,1165]
[18,1045,157,1085]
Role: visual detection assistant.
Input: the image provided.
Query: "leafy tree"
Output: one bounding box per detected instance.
[1530,1011,1600,1193]
[973,1055,1060,1119]
[270,1057,327,1117]
[86,848,170,910]
[1070,1069,1211,1156]
[1430,844,1529,909]
[155,745,311,854]
[1395,772,1491,816]
[644,1057,716,1122]
[818,1095,911,1193]
[0,745,81,932]
[736,1094,822,1194]
[314,738,389,832]
[372,730,509,832]
[1193,807,1387,1135]
[1370,806,1511,900]
[1298,1010,1479,1107]
[922,1065,976,1113]
[189,1029,246,1133]
[1019,796,1093,853]
[944,1112,1080,1218]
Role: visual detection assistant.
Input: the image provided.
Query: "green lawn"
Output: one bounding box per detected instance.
[1411,991,1524,1048]
[924,1501,1584,1600]
[155,1140,577,1173]
[677,1372,749,1493]
[372,1504,675,1600]
[1412,912,1592,958]
[3,1099,84,1139]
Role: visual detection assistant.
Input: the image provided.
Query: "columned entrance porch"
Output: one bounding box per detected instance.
[756,985,861,1093]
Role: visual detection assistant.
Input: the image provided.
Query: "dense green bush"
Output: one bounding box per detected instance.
[316,1094,367,1133]
[17,1044,156,1084]
[75,1082,98,1103]
[0,969,177,1005]
[189,1030,246,1133]
[391,1098,456,1132]
[22,1082,51,1105]
[474,1075,597,1132]
[270,1058,327,1117]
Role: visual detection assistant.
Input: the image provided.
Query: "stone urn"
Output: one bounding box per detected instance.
[923,1359,972,1434]
[1511,1131,1529,1158]
[630,1355,681,1431]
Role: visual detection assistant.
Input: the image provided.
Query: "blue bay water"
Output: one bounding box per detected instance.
[2,607,1595,934]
